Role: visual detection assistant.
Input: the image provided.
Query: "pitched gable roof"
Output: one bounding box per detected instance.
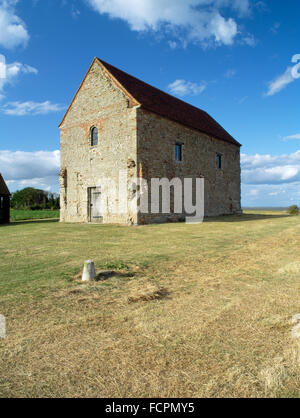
[98,59,241,147]
[0,174,10,195]
[60,58,241,147]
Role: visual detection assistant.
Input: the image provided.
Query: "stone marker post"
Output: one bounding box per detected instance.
[82,260,96,281]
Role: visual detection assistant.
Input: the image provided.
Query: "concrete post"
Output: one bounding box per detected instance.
[82,260,96,281]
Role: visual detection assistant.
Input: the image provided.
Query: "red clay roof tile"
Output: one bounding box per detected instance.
[98,59,241,147]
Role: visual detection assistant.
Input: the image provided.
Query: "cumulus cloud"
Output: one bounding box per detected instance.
[86,0,252,47]
[1,100,66,116]
[168,79,207,97]
[242,148,300,205]
[0,0,29,49]
[241,150,300,185]
[0,54,38,92]
[283,134,300,141]
[242,182,300,207]
[0,55,62,116]
[265,54,300,96]
[0,150,60,192]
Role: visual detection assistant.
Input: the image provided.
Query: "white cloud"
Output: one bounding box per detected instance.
[242,182,300,207]
[0,150,60,192]
[0,56,61,116]
[168,79,207,97]
[242,148,300,205]
[266,66,295,97]
[1,100,66,115]
[241,150,300,185]
[241,33,256,46]
[86,0,252,47]
[265,54,300,96]
[249,188,259,196]
[0,54,38,92]
[0,0,29,49]
[283,134,300,141]
[6,177,58,193]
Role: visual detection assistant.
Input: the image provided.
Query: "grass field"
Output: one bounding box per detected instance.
[1,211,300,398]
[10,209,60,222]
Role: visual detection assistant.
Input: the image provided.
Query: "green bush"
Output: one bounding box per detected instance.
[287,205,299,215]
[10,187,60,210]
[30,205,43,211]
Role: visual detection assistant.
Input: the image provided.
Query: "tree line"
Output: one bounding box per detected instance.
[10,188,60,210]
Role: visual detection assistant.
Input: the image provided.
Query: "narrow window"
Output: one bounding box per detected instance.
[0,197,3,209]
[216,153,222,169]
[175,143,183,162]
[91,127,98,147]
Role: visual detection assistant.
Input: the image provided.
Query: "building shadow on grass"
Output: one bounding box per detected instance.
[1,214,292,227]
[204,213,290,223]
[3,218,59,227]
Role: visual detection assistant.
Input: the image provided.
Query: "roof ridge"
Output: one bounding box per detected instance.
[60,57,240,147]
[98,58,210,115]
[97,58,240,147]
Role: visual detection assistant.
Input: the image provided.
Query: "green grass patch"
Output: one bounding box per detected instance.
[1,210,300,398]
[10,209,60,222]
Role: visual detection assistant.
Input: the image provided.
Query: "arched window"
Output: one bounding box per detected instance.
[91,127,98,146]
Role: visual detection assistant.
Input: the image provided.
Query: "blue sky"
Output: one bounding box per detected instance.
[0,0,300,207]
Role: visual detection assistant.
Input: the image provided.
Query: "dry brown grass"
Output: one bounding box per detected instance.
[1,212,300,397]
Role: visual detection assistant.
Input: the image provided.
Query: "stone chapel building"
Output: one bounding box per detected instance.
[59,58,241,225]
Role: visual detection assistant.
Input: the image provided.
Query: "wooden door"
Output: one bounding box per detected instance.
[88,187,102,223]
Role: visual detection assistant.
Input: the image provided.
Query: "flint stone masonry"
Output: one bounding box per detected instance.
[60,60,138,224]
[137,108,241,223]
[59,58,241,225]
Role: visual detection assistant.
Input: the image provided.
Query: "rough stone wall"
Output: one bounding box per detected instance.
[60,61,138,224]
[60,61,241,225]
[136,108,241,224]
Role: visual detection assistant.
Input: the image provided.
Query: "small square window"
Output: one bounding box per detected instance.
[175,143,183,162]
[216,153,222,169]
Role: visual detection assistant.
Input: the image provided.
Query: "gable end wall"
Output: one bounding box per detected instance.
[59,61,138,224]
